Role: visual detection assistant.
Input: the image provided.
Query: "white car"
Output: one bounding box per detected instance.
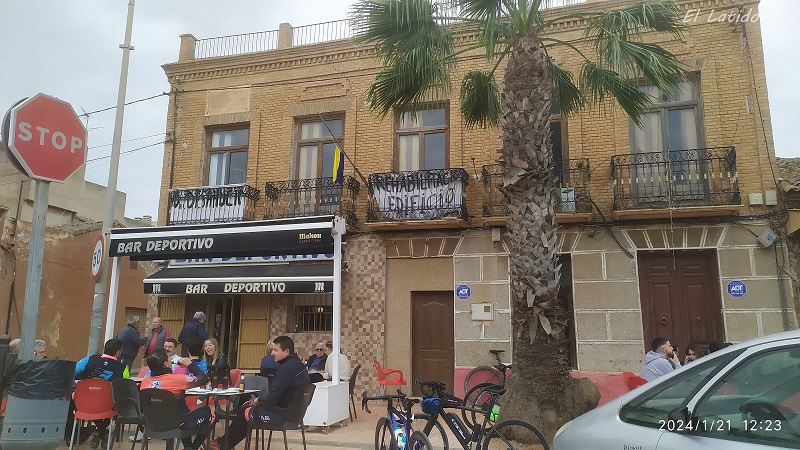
[553,330,800,449]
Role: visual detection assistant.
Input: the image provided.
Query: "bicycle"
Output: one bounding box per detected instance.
[462,350,511,429]
[362,389,449,450]
[415,379,549,450]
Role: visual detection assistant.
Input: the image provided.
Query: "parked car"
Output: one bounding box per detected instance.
[553,330,800,449]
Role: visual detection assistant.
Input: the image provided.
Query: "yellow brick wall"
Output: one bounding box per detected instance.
[159,0,775,226]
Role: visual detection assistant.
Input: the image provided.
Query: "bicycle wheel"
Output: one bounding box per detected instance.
[375,417,397,450]
[464,366,503,394]
[408,430,434,450]
[462,382,500,431]
[483,419,549,450]
[416,414,449,450]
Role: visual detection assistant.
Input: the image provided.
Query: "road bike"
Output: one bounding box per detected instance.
[463,349,510,394]
[416,379,549,450]
[362,389,449,450]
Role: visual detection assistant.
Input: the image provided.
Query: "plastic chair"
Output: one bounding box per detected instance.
[212,368,244,423]
[229,369,242,387]
[140,389,210,450]
[622,371,647,391]
[348,364,361,421]
[243,375,270,393]
[373,360,406,394]
[111,378,143,448]
[244,383,315,450]
[136,367,149,378]
[70,379,118,450]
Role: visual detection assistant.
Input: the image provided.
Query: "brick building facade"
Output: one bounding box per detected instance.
[155,0,795,396]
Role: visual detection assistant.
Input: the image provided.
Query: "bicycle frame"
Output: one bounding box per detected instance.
[419,385,503,450]
[363,391,418,445]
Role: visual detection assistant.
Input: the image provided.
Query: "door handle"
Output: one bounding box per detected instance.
[661,316,669,325]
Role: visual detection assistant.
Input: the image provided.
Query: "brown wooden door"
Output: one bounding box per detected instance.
[638,251,723,359]
[411,292,454,396]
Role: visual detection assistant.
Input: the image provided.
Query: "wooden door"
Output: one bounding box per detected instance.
[158,296,186,342]
[411,292,454,396]
[638,251,723,359]
[237,298,269,370]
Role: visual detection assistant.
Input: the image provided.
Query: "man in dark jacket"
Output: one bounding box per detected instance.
[209,336,309,450]
[177,312,209,357]
[116,316,146,370]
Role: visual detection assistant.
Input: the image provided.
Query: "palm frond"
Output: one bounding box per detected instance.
[365,47,452,118]
[353,0,454,116]
[460,70,501,128]
[351,0,453,65]
[549,60,583,117]
[454,0,515,60]
[586,0,684,42]
[580,61,652,127]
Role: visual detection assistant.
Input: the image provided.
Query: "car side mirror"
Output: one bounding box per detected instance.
[667,406,691,431]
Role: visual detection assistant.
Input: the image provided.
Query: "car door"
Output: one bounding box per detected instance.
[656,340,800,449]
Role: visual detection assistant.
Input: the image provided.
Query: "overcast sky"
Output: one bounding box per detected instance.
[0,0,796,222]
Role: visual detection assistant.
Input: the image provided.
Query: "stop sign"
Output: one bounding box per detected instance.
[3,93,86,182]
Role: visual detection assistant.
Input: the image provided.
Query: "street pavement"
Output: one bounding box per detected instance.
[60,409,379,450]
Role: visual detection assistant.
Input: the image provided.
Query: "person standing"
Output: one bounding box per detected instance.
[142,317,171,359]
[116,316,146,370]
[641,337,681,382]
[178,312,209,357]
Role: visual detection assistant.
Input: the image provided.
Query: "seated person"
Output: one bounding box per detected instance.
[209,336,310,450]
[67,338,130,446]
[259,339,280,378]
[641,337,681,382]
[173,335,207,376]
[310,341,352,383]
[306,340,328,374]
[204,337,230,384]
[140,348,211,450]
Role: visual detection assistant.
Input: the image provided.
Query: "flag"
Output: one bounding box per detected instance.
[332,145,344,185]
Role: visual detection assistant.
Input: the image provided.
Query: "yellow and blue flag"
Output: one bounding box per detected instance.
[332,145,344,185]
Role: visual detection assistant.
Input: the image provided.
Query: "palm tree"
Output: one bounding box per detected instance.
[351,0,686,440]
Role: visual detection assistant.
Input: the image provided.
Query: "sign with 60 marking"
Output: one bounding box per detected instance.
[91,235,105,282]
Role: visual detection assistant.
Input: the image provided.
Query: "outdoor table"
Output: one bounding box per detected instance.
[185,387,260,450]
[130,376,144,383]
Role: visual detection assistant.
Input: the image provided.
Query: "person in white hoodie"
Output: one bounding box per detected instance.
[641,337,681,382]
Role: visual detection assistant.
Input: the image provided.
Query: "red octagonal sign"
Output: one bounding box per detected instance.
[5,93,86,183]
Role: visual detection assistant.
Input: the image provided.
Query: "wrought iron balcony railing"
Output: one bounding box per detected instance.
[482,158,592,217]
[263,176,360,228]
[367,168,469,222]
[611,146,740,210]
[167,184,260,225]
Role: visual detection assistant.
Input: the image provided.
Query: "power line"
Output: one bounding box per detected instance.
[86,140,166,163]
[82,92,169,116]
[88,132,166,150]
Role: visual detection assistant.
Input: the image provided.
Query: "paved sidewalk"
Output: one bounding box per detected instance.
[61,411,378,450]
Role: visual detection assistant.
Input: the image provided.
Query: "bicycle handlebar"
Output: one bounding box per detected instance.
[361,389,420,415]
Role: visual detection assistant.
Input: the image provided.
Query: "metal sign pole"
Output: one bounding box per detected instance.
[331,216,345,385]
[18,180,50,362]
[104,257,121,342]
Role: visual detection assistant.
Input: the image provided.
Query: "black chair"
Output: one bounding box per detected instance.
[111,378,143,449]
[139,389,210,450]
[244,383,315,450]
[210,376,270,440]
[243,375,270,393]
[348,364,361,422]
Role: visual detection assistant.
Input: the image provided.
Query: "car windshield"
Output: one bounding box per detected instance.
[620,350,742,428]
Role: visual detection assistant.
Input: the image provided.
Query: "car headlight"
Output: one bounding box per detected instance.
[554,419,573,442]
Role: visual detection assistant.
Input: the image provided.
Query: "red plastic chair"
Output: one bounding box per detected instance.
[70,379,117,450]
[136,366,149,378]
[374,359,407,394]
[229,368,242,387]
[622,371,647,391]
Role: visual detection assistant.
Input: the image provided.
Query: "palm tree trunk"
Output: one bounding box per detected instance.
[499,29,600,442]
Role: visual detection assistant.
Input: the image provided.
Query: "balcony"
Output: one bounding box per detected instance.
[366,168,469,229]
[263,176,360,228]
[482,158,592,225]
[611,146,741,219]
[167,184,260,225]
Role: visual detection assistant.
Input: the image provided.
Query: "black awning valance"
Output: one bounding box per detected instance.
[144,261,334,295]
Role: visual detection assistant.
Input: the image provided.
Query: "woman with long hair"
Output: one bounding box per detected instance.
[203,338,229,382]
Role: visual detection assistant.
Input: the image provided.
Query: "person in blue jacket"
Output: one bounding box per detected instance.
[178,312,210,357]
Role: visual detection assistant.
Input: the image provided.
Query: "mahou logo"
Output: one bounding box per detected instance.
[299,232,322,244]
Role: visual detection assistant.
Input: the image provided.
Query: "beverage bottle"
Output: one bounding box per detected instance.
[239,379,245,392]
[393,425,406,450]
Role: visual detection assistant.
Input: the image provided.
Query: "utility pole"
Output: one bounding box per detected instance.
[88,0,135,355]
